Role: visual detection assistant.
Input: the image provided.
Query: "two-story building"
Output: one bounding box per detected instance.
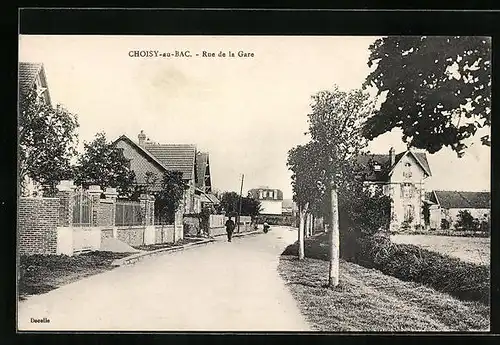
[247,187,284,215]
[356,147,432,231]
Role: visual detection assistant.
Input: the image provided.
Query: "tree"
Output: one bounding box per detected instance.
[219,191,240,215]
[154,171,189,225]
[455,210,480,231]
[288,86,376,286]
[241,196,262,221]
[74,132,136,196]
[288,141,327,259]
[19,86,79,196]
[363,36,491,157]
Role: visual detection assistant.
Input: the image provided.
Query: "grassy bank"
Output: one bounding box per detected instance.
[283,233,490,305]
[279,255,490,332]
[18,251,134,301]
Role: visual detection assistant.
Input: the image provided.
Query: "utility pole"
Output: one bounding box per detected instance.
[237,174,244,233]
[328,179,340,287]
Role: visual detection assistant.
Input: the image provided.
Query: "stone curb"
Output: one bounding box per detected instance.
[111,238,215,267]
[111,230,261,267]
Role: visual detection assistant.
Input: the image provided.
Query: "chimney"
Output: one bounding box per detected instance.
[389,147,395,166]
[138,130,146,147]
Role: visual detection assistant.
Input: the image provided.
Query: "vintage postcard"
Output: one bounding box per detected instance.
[17,35,491,332]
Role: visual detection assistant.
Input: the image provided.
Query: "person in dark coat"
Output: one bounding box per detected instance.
[225,215,236,242]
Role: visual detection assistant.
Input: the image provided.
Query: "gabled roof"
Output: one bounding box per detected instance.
[114,135,167,172]
[19,62,52,105]
[356,150,431,182]
[143,143,196,180]
[195,152,209,189]
[434,190,490,209]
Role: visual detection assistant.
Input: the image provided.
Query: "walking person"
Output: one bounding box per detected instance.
[225,215,236,242]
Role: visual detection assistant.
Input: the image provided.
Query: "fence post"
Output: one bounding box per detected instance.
[88,185,103,227]
[56,180,76,227]
[149,195,155,226]
[104,187,118,238]
[139,194,150,226]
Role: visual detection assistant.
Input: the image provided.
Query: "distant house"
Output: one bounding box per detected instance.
[19,62,52,196]
[425,190,491,230]
[356,148,432,232]
[247,187,284,215]
[282,199,298,217]
[114,131,218,214]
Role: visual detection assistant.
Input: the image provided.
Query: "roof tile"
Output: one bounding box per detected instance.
[434,190,490,209]
[144,144,196,180]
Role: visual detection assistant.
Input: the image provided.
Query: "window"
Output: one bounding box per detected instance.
[403,162,412,178]
[374,163,381,171]
[404,204,415,222]
[401,183,414,198]
[383,184,390,196]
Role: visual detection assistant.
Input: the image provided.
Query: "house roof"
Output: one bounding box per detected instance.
[19,62,52,104]
[195,152,209,189]
[434,190,491,209]
[206,193,220,204]
[114,135,167,172]
[355,150,431,182]
[143,143,196,180]
[248,188,284,201]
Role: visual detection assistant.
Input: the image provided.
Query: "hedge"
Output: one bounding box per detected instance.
[282,232,490,305]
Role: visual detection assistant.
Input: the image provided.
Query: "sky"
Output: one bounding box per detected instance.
[19,35,491,199]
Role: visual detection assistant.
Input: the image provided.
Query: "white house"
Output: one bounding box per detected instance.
[248,187,283,215]
[356,147,432,232]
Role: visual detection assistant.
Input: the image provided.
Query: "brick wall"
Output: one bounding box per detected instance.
[18,197,59,255]
[98,201,114,227]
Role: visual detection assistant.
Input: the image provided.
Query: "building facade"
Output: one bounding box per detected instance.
[426,190,490,230]
[248,187,284,215]
[357,148,432,232]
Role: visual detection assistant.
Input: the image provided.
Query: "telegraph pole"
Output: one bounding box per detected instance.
[237,174,244,233]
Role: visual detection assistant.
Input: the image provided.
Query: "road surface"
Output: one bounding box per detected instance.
[18,226,311,332]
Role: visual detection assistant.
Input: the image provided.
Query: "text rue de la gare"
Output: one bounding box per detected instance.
[128,50,255,58]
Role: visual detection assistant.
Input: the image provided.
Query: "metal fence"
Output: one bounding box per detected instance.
[115,200,143,226]
[72,188,92,227]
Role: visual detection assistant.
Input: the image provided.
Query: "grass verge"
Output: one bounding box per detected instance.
[18,251,134,301]
[279,255,490,332]
[283,233,490,305]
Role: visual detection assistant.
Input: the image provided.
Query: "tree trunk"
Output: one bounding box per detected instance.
[298,203,308,260]
[306,213,312,237]
[298,211,305,260]
[329,184,340,288]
